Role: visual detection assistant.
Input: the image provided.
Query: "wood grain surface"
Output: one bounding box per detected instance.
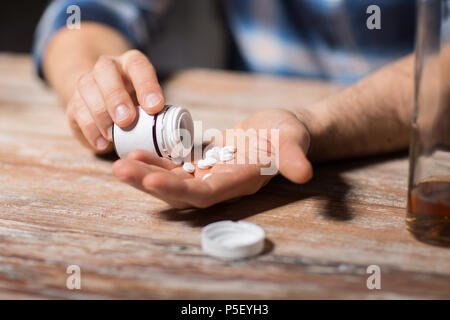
[0,54,449,299]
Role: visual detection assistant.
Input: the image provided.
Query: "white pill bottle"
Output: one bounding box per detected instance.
[113,105,194,161]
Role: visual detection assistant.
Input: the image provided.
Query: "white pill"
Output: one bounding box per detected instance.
[205,148,220,160]
[203,157,218,166]
[182,162,195,173]
[222,146,236,153]
[219,151,234,162]
[197,159,212,169]
[202,173,212,181]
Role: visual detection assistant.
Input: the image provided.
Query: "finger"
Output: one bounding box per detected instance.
[67,101,91,149]
[127,149,179,170]
[142,171,209,208]
[113,158,167,185]
[70,92,110,151]
[113,160,189,208]
[142,171,194,208]
[171,166,197,179]
[278,138,313,183]
[77,73,113,141]
[144,166,263,208]
[119,50,165,114]
[189,166,266,207]
[93,55,136,127]
[127,149,194,179]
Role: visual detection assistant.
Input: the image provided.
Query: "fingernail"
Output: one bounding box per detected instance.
[107,126,113,141]
[145,93,163,109]
[115,104,130,122]
[96,137,109,150]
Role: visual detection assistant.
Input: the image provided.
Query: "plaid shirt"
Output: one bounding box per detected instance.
[33,0,416,84]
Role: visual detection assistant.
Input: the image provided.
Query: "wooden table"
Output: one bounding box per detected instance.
[0,54,449,300]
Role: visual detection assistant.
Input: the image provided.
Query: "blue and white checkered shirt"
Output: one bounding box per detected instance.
[33,0,416,84]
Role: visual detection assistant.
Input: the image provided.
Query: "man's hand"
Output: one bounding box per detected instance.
[67,49,165,152]
[112,109,313,209]
[43,23,164,153]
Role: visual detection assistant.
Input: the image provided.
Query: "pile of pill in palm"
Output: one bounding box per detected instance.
[182,146,236,174]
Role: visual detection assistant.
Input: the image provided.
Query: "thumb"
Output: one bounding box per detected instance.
[278,138,313,184]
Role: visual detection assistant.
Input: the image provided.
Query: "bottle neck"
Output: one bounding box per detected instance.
[155,105,194,160]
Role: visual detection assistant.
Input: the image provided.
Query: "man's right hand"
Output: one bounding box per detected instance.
[66,49,165,152]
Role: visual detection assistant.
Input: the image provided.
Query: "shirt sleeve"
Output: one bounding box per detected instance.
[32,0,165,80]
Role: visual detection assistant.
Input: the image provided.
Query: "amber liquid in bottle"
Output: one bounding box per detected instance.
[407,178,450,246]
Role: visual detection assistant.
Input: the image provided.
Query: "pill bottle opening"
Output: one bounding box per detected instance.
[177,111,194,150]
[157,105,194,159]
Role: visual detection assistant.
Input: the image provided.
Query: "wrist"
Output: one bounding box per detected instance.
[292,109,313,156]
[44,38,98,102]
[293,100,333,162]
[43,23,132,102]
[293,107,321,160]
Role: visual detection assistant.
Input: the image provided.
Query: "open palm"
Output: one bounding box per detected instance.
[112,109,313,208]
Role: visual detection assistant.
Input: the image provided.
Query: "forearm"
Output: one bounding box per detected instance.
[297,55,414,162]
[43,22,132,103]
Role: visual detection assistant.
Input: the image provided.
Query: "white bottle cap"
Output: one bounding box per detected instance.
[201,220,265,260]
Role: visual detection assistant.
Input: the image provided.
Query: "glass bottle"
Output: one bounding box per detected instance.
[407,0,450,246]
